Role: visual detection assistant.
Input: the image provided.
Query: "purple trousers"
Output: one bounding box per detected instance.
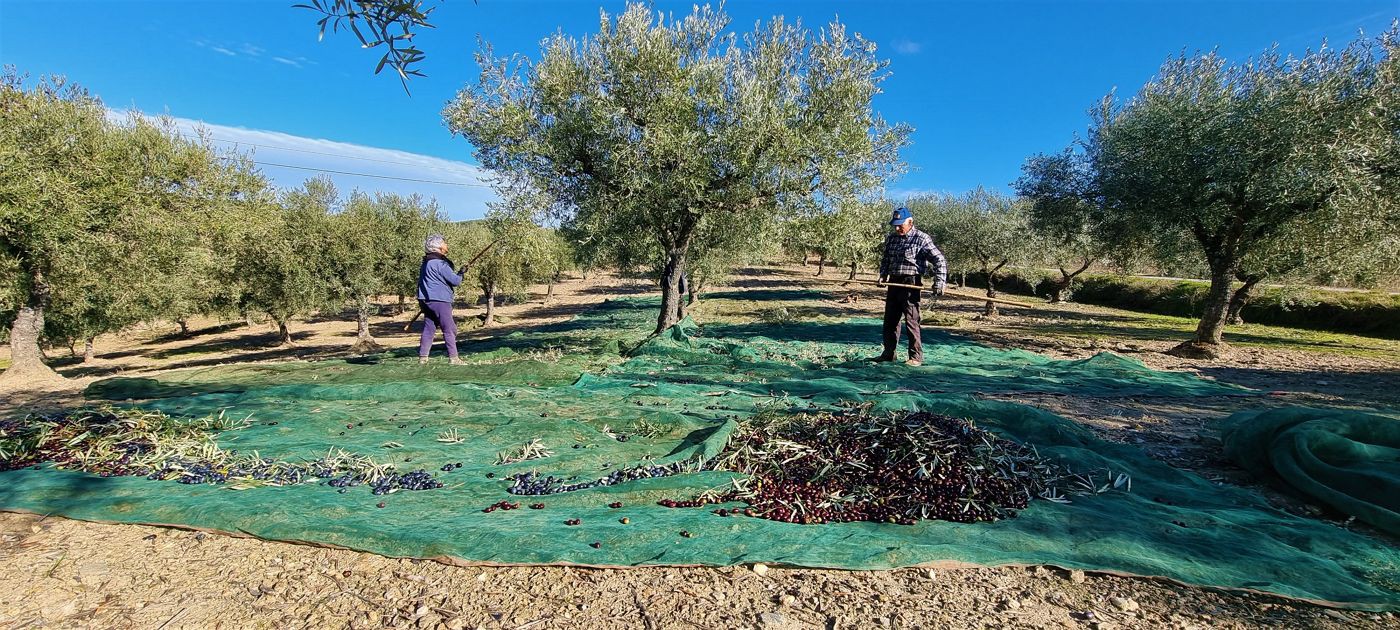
[418,300,459,359]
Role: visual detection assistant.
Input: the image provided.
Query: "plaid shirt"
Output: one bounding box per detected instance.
[879,228,947,288]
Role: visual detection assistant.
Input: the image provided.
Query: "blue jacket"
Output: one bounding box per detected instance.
[416,254,462,303]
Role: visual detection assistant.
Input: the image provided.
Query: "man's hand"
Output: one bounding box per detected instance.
[933,284,946,297]
[457,264,471,275]
[876,275,888,287]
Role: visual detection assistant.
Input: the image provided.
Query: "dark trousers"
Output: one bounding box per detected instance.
[418,300,459,359]
[881,274,922,361]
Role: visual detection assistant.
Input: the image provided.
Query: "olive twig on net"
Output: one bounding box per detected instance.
[0,407,443,495]
[691,410,1127,525]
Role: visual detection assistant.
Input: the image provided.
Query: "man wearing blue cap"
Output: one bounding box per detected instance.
[874,207,947,367]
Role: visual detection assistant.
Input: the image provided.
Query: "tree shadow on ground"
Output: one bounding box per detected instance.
[0,469,113,514]
[577,283,656,296]
[698,289,831,302]
[1193,365,1400,406]
[146,322,246,344]
[145,331,316,360]
[699,320,970,348]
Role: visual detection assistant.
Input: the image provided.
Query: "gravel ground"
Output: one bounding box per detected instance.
[3,267,1398,629]
[2,512,1394,630]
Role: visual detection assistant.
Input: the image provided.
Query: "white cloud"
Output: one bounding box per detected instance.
[272,56,302,68]
[887,187,947,201]
[892,38,923,55]
[210,46,237,57]
[106,109,499,220]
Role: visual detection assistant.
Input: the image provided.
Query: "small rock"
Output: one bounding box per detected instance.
[476,572,487,582]
[365,611,381,625]
[751,563,770,577]
[921,568,937,580]
[414,605,431,619]
[1110,597,1139,613]
[759,611,788,626]
[779,594,796,607]
[445,619,466,630]
[1068,569,1086,584]
[577,604,588,612]
[1046,591,1067,605]
[1323,610,1348,621]
[876,617,891,626]
[1000,598,1021,611]
[1090,622,1115,630]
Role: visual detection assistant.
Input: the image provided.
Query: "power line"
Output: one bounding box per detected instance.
[251,160,496,188]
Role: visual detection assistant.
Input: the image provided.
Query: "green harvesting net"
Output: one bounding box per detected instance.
[2,296,1397,610]
[1220,406,1400,537]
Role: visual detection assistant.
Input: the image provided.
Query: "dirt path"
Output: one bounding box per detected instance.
[3,266,1398,629]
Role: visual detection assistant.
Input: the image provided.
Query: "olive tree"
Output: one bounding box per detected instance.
[379,192,446,313]
[445,3,908,334]
[472,208,550,326]
[911,189,1031,316]
[1085,29,1399,357]
[326,189,400,353]
[1015,149,1110,302]
[1,71,256,383]
[538,230,575,304]
[234,179,335,345]
[828,200,891,281]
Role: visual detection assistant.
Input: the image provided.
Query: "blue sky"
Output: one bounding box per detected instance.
[1,0,1395,219]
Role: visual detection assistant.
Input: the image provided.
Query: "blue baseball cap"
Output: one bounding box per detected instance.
[889,207,912,225]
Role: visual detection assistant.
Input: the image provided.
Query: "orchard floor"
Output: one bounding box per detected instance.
[2,265,1398,629]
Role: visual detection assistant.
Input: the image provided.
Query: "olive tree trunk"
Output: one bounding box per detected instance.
[814,253,825,277]
[275,318,294,346]
[1196,269,1234,342]
[847,260,858,280]
[349,297,384,354]
[1168,265,1236,359]
[545,273,559,304]
[656,247,689,334]
[1,274,60,385]
[983,260,1009,317]
[1226,275,1263,325]
[83,337,95,363]
[483,281,498,326]
[1049,259,1094,303]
